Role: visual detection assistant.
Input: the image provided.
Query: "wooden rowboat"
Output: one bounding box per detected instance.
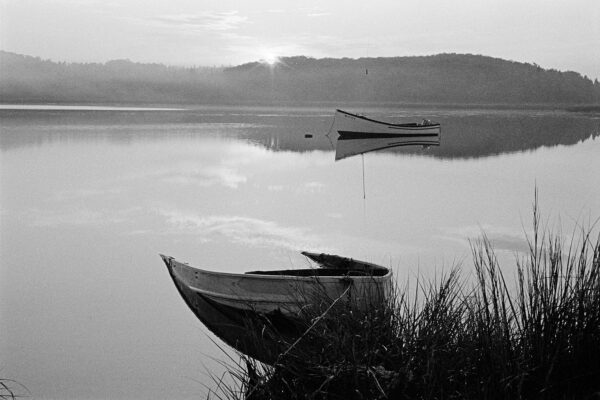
[333,109,441,160]
[160,252,391,363]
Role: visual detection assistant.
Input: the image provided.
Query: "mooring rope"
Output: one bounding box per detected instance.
[325,114,336,138]
[361,153,366,200]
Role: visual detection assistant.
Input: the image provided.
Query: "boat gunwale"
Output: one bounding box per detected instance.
[336,109,441,128]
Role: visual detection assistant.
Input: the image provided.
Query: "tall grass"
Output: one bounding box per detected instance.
[212,202,600,400]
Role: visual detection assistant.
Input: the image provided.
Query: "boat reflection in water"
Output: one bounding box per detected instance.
[330,109,441,161]
[160,251,391,364]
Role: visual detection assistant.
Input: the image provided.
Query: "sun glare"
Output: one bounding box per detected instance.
[262,53,280,66]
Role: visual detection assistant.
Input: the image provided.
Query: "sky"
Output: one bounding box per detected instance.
[1,0,599,79]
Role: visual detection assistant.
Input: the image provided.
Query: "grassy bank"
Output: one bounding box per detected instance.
[210,202,600,400]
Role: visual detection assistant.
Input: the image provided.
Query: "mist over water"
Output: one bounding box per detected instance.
[1,106,599,399]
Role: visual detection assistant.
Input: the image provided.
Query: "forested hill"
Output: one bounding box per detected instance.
[1,51,599,106]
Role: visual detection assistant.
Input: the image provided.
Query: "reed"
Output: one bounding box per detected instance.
[212,202,600,399]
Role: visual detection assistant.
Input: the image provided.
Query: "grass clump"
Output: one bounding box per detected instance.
[212,202,600,400]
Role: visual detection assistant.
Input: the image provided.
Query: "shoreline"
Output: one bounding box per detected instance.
[2,101,599,113]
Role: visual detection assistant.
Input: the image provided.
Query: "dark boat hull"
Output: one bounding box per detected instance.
[163,255,299,364]
[160,252,392,364]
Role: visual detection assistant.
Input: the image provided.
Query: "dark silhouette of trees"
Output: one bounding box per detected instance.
[1,51,599,105]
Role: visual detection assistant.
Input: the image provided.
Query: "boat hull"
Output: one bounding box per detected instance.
[333,109,441,160]
[160,253,392,363]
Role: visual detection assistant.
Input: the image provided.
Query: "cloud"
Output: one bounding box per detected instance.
[437,225,530,253]
[116,140,259,189]
[50,188,122,202]
[266,181,325,193]
[299,6,330,18]
[151,11,248,32]
[26,207,142,227]
[326,213,343,219]
[267,185,285,192]
[160,165,247,189]
[29,209,107,227]
[34,0,107,4]
[302,182,325,193]
[158,210,321,251]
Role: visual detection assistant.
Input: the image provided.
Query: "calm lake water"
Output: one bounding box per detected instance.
[1,105,599,399]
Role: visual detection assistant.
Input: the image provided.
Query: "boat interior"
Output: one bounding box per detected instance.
[336,109,439,127]
[245,268,388,277]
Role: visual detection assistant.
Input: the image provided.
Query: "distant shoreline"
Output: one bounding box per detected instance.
[3,52,599,109]
[564,104,600,113]
[2,101,599,113]
[0,104,185,111]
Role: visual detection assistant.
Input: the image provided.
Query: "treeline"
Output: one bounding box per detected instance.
[1,51,599,105]
[0,51,227,104]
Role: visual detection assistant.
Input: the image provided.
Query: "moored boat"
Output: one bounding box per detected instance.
[332,109,441,160]
[160,252,391,363]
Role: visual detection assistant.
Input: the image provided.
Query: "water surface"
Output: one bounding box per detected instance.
[1,106,599,399]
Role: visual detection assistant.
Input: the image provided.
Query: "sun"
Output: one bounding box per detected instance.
[261,52,280,67]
